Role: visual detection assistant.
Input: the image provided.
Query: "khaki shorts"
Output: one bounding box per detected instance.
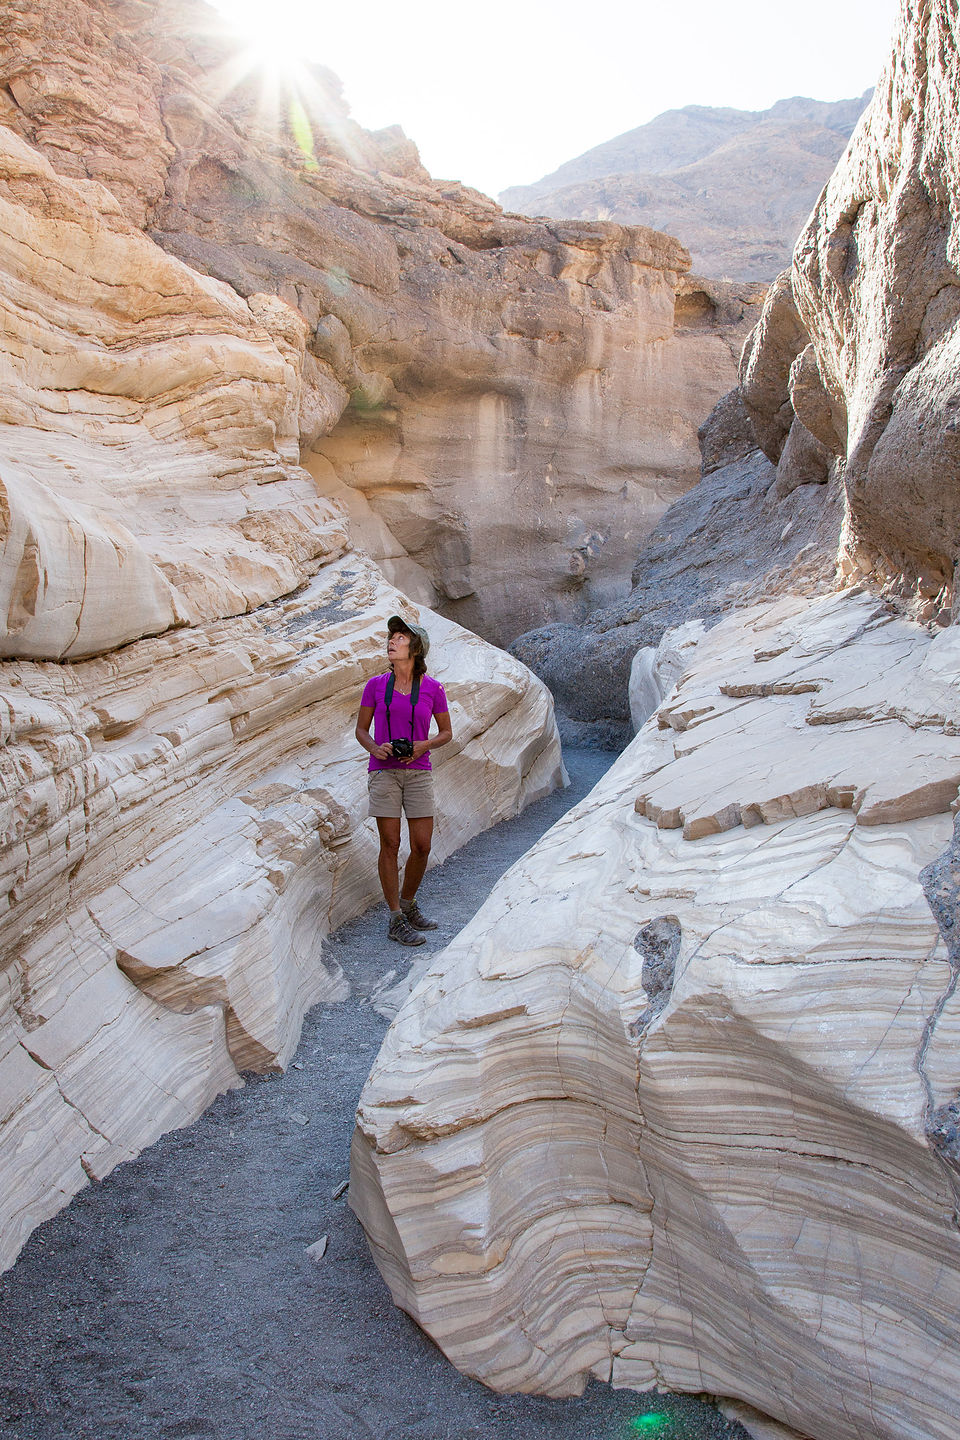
[368,768,435,819]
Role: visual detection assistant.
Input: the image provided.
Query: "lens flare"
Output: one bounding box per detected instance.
[629,1413,671,1434]
[194,6,367,172]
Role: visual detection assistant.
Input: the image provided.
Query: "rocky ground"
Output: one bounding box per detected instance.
[0,750,746,1440]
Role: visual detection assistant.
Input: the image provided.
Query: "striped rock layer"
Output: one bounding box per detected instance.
[352,589,960,1440]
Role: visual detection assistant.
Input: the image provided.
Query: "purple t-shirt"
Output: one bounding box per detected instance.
[360,672,449,771]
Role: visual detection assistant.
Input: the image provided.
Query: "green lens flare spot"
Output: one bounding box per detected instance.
[288,97,318,170]
[629,1415,670,1434]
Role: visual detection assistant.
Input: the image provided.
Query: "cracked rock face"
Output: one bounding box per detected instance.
[742,0,960,618]
[352,588,960,1440]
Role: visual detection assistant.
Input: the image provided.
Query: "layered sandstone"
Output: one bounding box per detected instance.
[0,120,345,659]
[0,125,565,1257]
[0,0,762,648]
[352,590,960,1440]
[0,547,563,1273]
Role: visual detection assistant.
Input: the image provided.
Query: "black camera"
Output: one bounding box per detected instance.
[391,737,414,759]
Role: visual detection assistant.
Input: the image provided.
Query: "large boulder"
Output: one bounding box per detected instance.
[352,589,960,1440]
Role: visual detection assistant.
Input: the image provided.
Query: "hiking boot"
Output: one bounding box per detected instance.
[401,898,438,930]
[388,911,426,946]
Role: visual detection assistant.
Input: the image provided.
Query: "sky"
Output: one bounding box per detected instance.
[209,0,902,199]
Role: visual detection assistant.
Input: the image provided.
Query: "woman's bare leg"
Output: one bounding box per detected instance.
[401,816,434,902]
[376,816,402,910]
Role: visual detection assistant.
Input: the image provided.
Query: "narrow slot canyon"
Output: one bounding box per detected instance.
[0,751,746,1440]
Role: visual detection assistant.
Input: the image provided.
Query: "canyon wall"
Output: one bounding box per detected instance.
[0,0,769,1268]
[0,0,594,1269]
[351,4,960,1438]
[513,0,958,738]
[741,9,960,617]
[0,0,761,648]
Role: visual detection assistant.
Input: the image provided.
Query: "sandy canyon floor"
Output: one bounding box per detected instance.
[0,750,747,1440]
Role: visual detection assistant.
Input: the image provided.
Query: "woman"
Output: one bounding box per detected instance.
[355,615,453,946]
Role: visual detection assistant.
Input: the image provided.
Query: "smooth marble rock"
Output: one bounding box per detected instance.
[629,620,706,732]
[2,912,240,1271]
[352,586,960,1440]
[0,553,564,1270]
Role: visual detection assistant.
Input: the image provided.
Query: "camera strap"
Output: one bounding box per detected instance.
[384,672,421,745]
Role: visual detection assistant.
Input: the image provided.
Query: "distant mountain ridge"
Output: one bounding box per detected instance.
[500,92,872,281]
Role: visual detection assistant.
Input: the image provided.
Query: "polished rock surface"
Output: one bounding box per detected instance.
[353,588,960,1440]
[0,554,563,1271]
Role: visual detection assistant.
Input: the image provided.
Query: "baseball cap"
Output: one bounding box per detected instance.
[387,614,430,659]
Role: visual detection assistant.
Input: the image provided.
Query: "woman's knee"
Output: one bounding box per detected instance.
[376,818,402,857]
[407,819,433,858]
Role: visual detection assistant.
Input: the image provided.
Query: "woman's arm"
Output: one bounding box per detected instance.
[356,703,394,761]
[407,709,452,764]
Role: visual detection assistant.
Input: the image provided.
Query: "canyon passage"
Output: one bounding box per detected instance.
[2,2,960,1440]
[0,751,747,1440]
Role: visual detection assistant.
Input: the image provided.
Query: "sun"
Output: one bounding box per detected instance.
[203,0,360,168]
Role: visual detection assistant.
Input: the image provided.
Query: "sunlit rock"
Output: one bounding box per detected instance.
[0,0,763,647]
[0,0,582,1271]
[0,124,348,659]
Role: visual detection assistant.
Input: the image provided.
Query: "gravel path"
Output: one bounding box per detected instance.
[1,749,747,1440]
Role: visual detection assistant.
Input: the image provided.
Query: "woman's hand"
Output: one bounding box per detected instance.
[401,740,431,765]
[372,742,395,761]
